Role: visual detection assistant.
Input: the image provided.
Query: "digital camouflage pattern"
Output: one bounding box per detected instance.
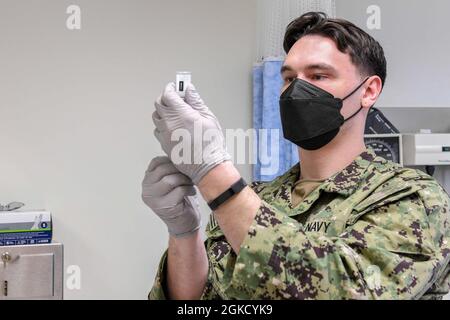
[149,148,450,299]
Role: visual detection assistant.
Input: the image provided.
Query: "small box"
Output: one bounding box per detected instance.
[175,71,191,98]
[0,211,52,246]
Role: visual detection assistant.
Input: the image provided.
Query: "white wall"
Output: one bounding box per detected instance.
[336,0,450,108]
[0,0,256,299]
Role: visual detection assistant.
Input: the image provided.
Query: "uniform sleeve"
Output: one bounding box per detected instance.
[221,182,450,299]
[148,250,169,300]
[148,248,223,300]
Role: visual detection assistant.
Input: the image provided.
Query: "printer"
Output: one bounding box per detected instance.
[402,132,450,166]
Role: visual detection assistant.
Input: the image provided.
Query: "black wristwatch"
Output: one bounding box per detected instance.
[207,177,247,211]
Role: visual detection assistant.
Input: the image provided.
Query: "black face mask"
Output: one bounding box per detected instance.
[279,77,370,150]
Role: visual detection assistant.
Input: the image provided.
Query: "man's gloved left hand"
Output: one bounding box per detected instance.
[152,82,231,185]
[141,156,201,238]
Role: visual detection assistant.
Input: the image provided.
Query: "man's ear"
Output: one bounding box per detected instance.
[362,76,383,108]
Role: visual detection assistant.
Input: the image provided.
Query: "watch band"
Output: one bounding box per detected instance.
[207,177,247,211]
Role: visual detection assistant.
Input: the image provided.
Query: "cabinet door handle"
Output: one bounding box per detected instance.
[1,252,12,268]
[2,252,11,267]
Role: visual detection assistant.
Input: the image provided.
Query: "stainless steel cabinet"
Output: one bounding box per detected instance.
[0,243,63,300]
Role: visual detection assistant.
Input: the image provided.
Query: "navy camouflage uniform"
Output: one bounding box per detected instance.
[149,148,450,299]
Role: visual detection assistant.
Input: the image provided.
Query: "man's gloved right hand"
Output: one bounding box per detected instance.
[152,83,231,185]
[141,156,201,238]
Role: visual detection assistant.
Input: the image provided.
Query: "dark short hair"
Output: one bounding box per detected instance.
[283,12,387,87]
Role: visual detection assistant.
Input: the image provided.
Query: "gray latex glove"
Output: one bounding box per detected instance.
[141,156,201,237]
[152,82,231,185]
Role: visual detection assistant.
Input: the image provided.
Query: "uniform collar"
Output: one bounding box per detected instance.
[321,147,379,196]
[279,147,381,198]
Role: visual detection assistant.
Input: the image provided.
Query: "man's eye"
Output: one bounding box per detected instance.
[284,77,295,83]
[311,74,327,81]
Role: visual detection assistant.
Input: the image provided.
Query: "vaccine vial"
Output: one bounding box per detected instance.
[176,71,191,98]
